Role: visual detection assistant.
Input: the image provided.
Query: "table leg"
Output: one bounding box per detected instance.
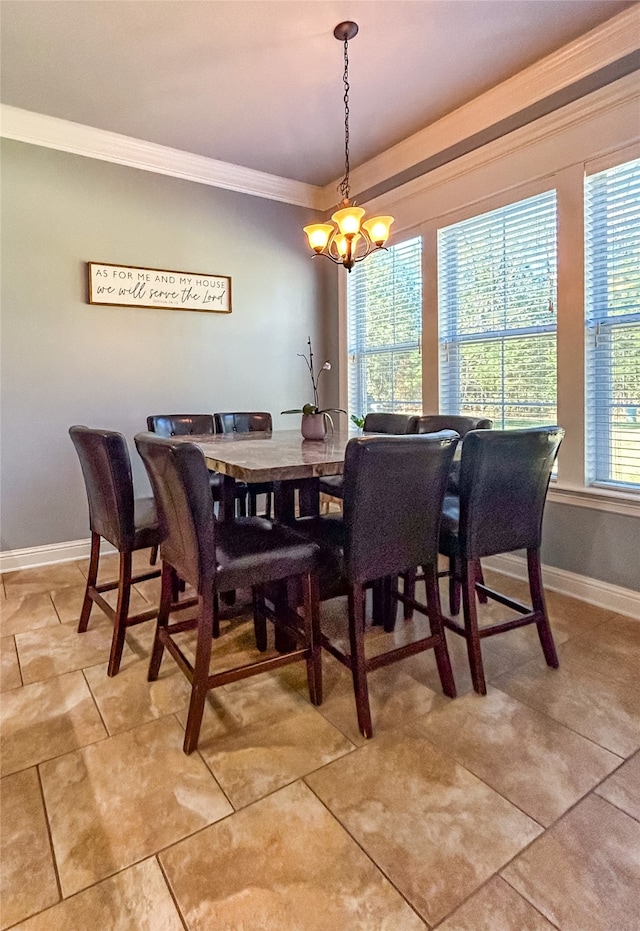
[220,475,237,522]
[297,478,320,517]
[273,481,296,521]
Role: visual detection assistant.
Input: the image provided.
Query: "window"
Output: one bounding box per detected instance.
[438,191,558,429]
[585,158,640,490]
[347,236,422,417]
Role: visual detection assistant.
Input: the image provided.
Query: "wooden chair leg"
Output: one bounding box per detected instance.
[348,583,373,739]
[252,585,268,651]
[423,563,456,699]
[461,558,487,695]
[183,590,215,754]
[265,492,272,520]
[248,490,257,517]
[107,551,132,677]
[382,577,396,633]
[528,548,559,669]
[301,573,322,706]
[149,545,158,566]
[449,554,461,616]
[148,562,174,681]
[402,569,416,620]
[475,559,488,604]
[78,531,100,632]
[372,577,393,629]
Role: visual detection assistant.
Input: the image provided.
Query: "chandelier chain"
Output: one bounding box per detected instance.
[339,36,351,201]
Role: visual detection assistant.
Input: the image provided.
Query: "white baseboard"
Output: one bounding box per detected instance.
[2,539,638,620]
[483,554,640,621]
[0,538,116,574]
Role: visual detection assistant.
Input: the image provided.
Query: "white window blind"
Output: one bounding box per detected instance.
[438,191,558,429]
[347,236,422,417]
[585,157,640,490]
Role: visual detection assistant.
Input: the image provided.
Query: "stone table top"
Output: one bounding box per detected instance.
[178,429,357,484]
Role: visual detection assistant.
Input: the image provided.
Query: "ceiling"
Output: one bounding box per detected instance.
[1,1,636,188]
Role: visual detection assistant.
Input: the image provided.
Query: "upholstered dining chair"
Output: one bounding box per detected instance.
[69,426,161,676]
[293,431,459,738]
[214,411,274,518]
[146,413,247,516]
[439,426,565,694]
[402,414,494,617]
[135,433,322,753]
[319,410,420,503]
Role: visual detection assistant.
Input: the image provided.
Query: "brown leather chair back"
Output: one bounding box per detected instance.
[342,431,458,584]
[362,412,419,434]
[214,412,272,434]
[458,427,564,559]
[146,414,215,437]
[135,433,215,592]
[415,415,493,436]
[69,426,135,550]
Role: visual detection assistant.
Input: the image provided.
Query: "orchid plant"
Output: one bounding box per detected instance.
[282,337,346,424]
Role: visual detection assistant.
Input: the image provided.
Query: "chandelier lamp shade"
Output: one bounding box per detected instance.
[303,22,394,272]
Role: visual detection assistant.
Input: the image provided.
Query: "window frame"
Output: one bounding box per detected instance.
[437,187,559,432]
[345,234,424,418]
[584,155,640,492]
[340,157,640,517]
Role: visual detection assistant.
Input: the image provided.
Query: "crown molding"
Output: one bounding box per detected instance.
[363,71,640,220]
[320,6,640,210]
[0,105,325,210]
[1,6,637,213]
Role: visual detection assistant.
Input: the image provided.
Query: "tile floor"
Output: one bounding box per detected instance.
[1,552,639,930]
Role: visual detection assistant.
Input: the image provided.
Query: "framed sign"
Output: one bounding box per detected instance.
[88,262,232,313]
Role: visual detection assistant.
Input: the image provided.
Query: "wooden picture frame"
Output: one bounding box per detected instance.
[87,262,232,313]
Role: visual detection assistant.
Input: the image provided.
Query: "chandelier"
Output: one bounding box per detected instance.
[303,22,394,272]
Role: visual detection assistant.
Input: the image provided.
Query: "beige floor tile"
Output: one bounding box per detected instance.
[482,569,618,636]
[0,592,60,638]
[51,583,152,625]
[124,617,159,657]
[190,698,354,809]
[161,780,427,930]
[84,652,191,735]
[502,794,640,931]
[562,614,640,690]
[315,661,449,746]
[542,588,618,635]
[306,728,541,926]
[134,576,162,605]
[3,562,86,597]
[436,875,557,931]
[10,858,183,931]
[76,548,158,583]
[15,616,133,685]
[39,715,232,897]
[398,627,519,696]
[1,635,22,691]
[412,687,620,826]
[0,768,59,929]
[180,672,314,734]
[0,670,107,776]
[595,752,640,821]
[494,645,640,757]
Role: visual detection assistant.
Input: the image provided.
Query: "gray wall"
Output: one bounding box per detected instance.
[541,501,639,592]
[1,139,337,550]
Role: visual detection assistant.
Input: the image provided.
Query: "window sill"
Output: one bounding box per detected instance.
[548,483,640,517]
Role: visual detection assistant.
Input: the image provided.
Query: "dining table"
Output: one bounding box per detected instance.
[182,428,357,521]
